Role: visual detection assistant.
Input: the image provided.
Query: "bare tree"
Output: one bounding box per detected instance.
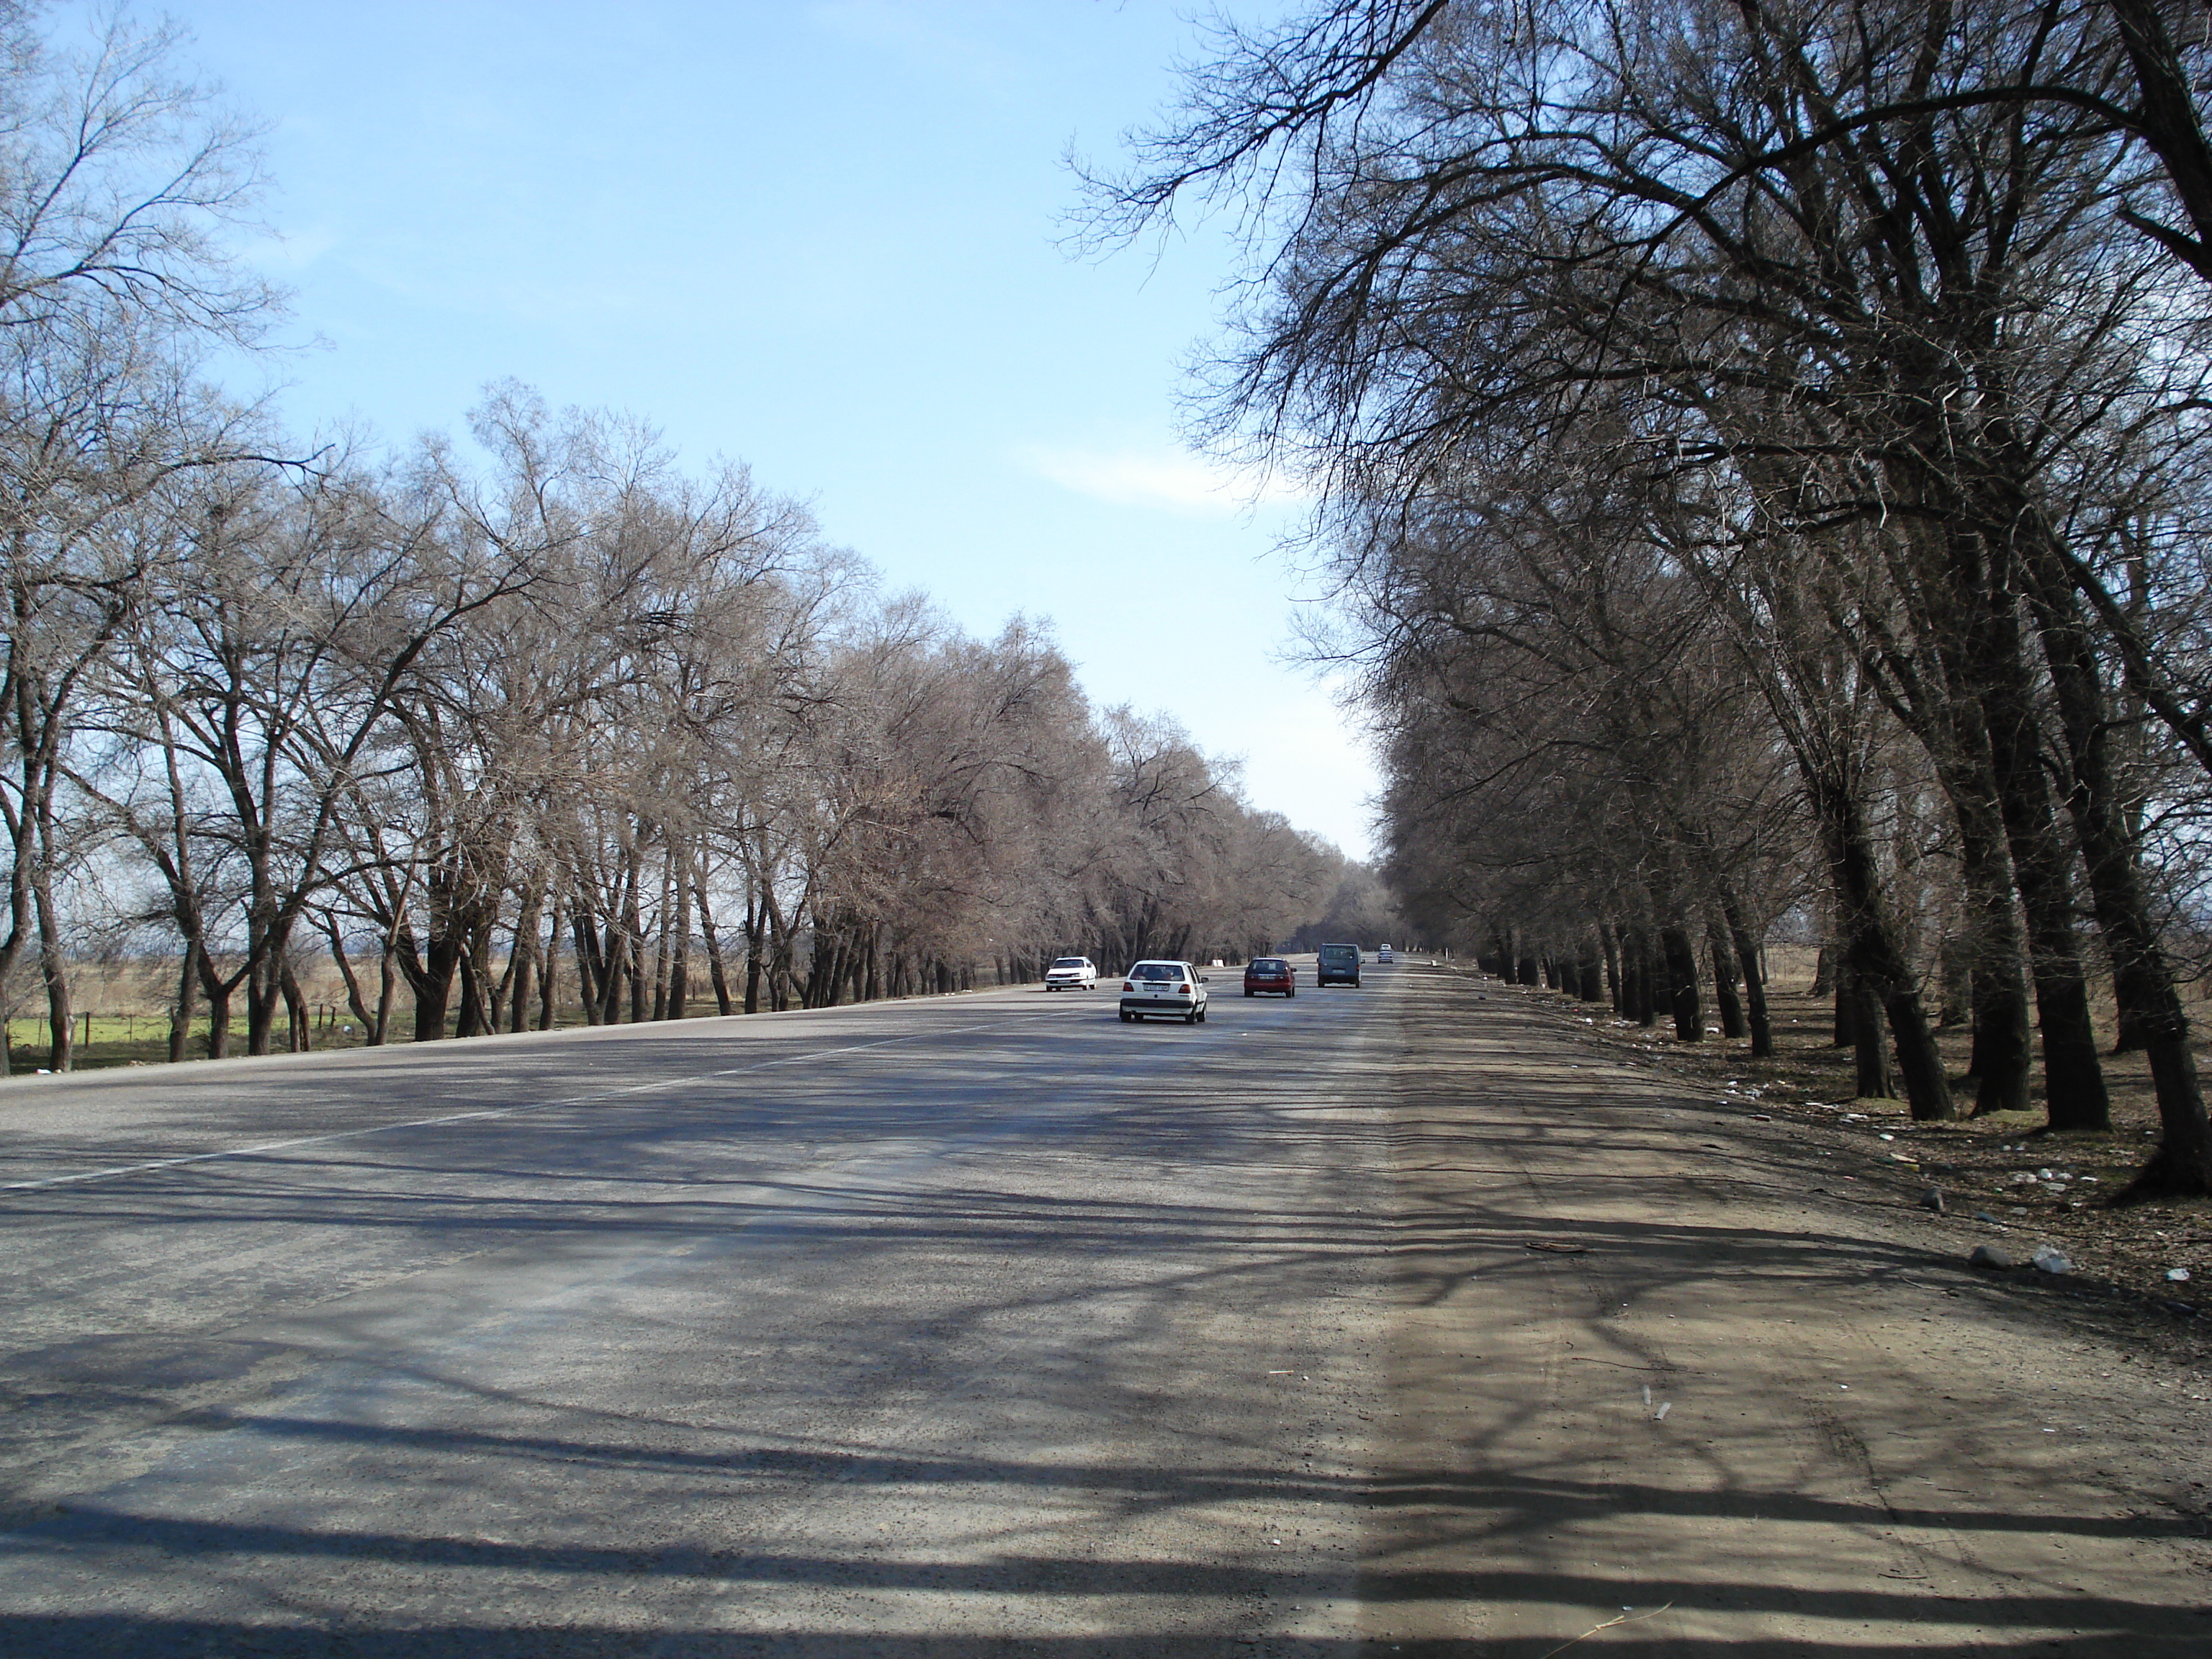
[0,9,274,1069]
[1094,0,2212,1187]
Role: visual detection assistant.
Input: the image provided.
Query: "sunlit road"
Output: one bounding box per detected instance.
[9,963,2209,1655]
[0,963,1401,1655]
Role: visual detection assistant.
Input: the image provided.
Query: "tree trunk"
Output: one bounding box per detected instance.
[374,938,396,1045]
[281,961,312,1053]
[742,889,763,1015]
[507,917,534,1036]
[698,878,734,1017]
[35,872,71,1071]
[1707,914,1746,1039]
[1576,930,1603,1002]
[1980,596,2110,1130]
[1957,797,2033,1118]
[770,931,793,1011]
[1629,925,1658,1027]
[1815,770,1955,1120]
[620,845,651,1025]
[454,948,488,1039]
[1936,934,1971,1028]
[572,909,606,1025]
[1660,920,1702,1041]
[1721,893,1773,1058]
[493,889,534,1036]
[202,982,231,1059]
[327,927,374,1035]
[598,914,627,1025]
[538,896,560,1031]
[413,925,459,1040]
[241,925,292,1057]
[169,939,201,1064]
[2021,534,2212,1193]
[1848,968,1897,1100]
[649,911,673,1023]
[667,853,693,1022]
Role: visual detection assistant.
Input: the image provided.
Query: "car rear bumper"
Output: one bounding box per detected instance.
[1120,996,1202,1014]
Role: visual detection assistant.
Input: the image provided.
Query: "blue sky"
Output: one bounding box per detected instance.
[131,0,1380,856]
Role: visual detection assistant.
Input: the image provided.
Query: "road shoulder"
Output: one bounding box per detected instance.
[1365,965,2212,1655]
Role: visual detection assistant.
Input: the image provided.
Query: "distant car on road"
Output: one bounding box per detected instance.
[1044,956,1097,991]
[1243,957,1296,997]
[1120,960,1210,1023]
[1377,943,1394,963]
[1316,943,1362,986]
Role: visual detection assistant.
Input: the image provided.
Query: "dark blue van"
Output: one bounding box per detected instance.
[1316,943,1362,986]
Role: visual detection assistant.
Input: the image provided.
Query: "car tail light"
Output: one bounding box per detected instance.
[1179,982,1192,993]
[1123,981,1134,992]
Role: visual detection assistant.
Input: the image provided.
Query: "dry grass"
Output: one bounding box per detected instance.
[1,956,613,1070]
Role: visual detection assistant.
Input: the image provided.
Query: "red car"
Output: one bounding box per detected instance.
[1243,957,1296,997]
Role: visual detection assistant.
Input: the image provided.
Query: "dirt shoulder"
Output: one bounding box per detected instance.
[1364,963,2211,1655]
[1504,963,2211,1352]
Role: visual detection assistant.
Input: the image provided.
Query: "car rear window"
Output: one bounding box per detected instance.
[1251,960,1287,971]
[1051,958,1088,968]
[1130,962,1182,979]
[1320,945,1357,960]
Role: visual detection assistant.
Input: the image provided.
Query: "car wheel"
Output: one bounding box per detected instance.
[1287,987,1295,997]
[1197,1006,1207,1022]
[1119,1010,1133,1022]
[1244,989,1254,997]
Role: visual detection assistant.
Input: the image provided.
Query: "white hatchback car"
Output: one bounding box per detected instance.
[1118,959,1210,1024]
[1044,956,1097,991]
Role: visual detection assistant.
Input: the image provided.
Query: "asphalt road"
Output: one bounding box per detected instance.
[3,961,2206,1655]
[0,961,1400,1655]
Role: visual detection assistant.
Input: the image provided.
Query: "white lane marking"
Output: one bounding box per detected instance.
[0,1025,1020,1195]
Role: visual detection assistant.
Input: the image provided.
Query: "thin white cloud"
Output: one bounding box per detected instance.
[1017,444,1311,517]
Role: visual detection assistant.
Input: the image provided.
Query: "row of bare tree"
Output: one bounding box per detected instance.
[0,12,1352,1074]
[1097,0,2212,1194]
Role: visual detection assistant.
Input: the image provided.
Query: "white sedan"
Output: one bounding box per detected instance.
[1044,956,1097,991]
[1118,960,1210,1024]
